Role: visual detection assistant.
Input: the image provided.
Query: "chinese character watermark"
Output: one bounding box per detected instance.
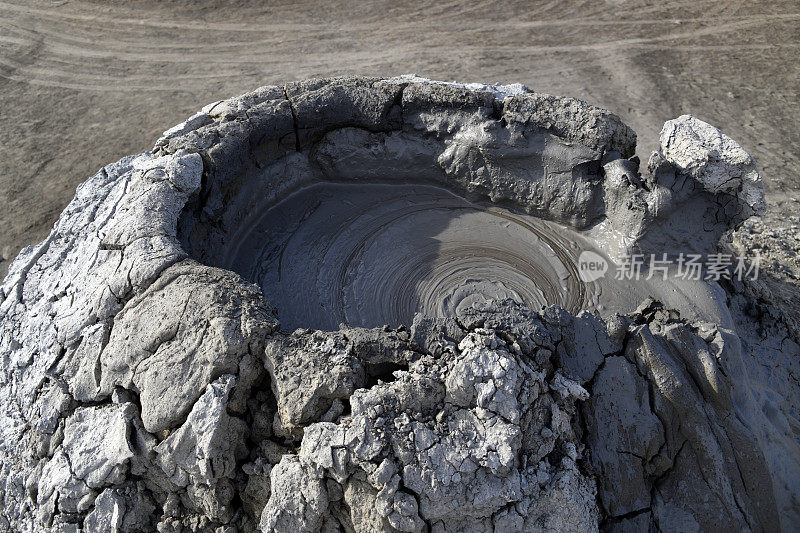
[577,250,761,282]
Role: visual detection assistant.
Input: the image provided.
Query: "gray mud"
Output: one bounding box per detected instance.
[229,182,730,331]
[233,182,577,330]
[1,77,797,533]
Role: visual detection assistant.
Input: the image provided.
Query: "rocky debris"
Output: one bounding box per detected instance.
[731,218,800,333]
[0,76,797,532]
[155,375,248,522]
[734,219,800,283]
[261,328,597,532]
[263,327,416,439]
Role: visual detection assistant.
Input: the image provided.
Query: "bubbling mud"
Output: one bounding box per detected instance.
[226,183,596,330]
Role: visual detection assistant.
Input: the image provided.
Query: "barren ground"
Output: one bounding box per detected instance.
[1,0,798,278]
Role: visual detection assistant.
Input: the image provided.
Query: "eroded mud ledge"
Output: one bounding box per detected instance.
[0,76,797,532]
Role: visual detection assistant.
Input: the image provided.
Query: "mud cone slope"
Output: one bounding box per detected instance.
[1,77,797,532]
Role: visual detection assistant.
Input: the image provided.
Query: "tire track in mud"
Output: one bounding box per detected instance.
[1,0,789,32]
[1,0,797,92]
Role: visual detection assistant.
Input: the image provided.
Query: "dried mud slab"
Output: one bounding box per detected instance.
[0,76,797,532]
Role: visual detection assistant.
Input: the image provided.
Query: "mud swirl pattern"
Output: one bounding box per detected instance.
[226,183,599,331]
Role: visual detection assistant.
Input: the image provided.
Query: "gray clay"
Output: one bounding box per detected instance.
[0,76,797,532]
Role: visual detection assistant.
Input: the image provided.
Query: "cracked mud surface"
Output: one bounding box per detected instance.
[1,77,798,532]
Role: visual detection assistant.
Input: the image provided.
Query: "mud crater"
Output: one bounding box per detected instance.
[173,77,755,333]
[226,182,593,331]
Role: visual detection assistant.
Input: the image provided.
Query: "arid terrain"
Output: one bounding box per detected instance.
[1,0,798,277]
[2,5,800,530]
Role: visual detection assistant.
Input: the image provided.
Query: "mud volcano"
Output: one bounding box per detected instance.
[1,77,798,532]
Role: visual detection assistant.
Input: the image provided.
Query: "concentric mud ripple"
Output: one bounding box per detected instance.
[226,182,598,331]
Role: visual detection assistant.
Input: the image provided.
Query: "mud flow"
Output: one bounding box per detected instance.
[225,182,595,330]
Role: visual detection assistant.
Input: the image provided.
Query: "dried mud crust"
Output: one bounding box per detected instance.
[0,77,798,532]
